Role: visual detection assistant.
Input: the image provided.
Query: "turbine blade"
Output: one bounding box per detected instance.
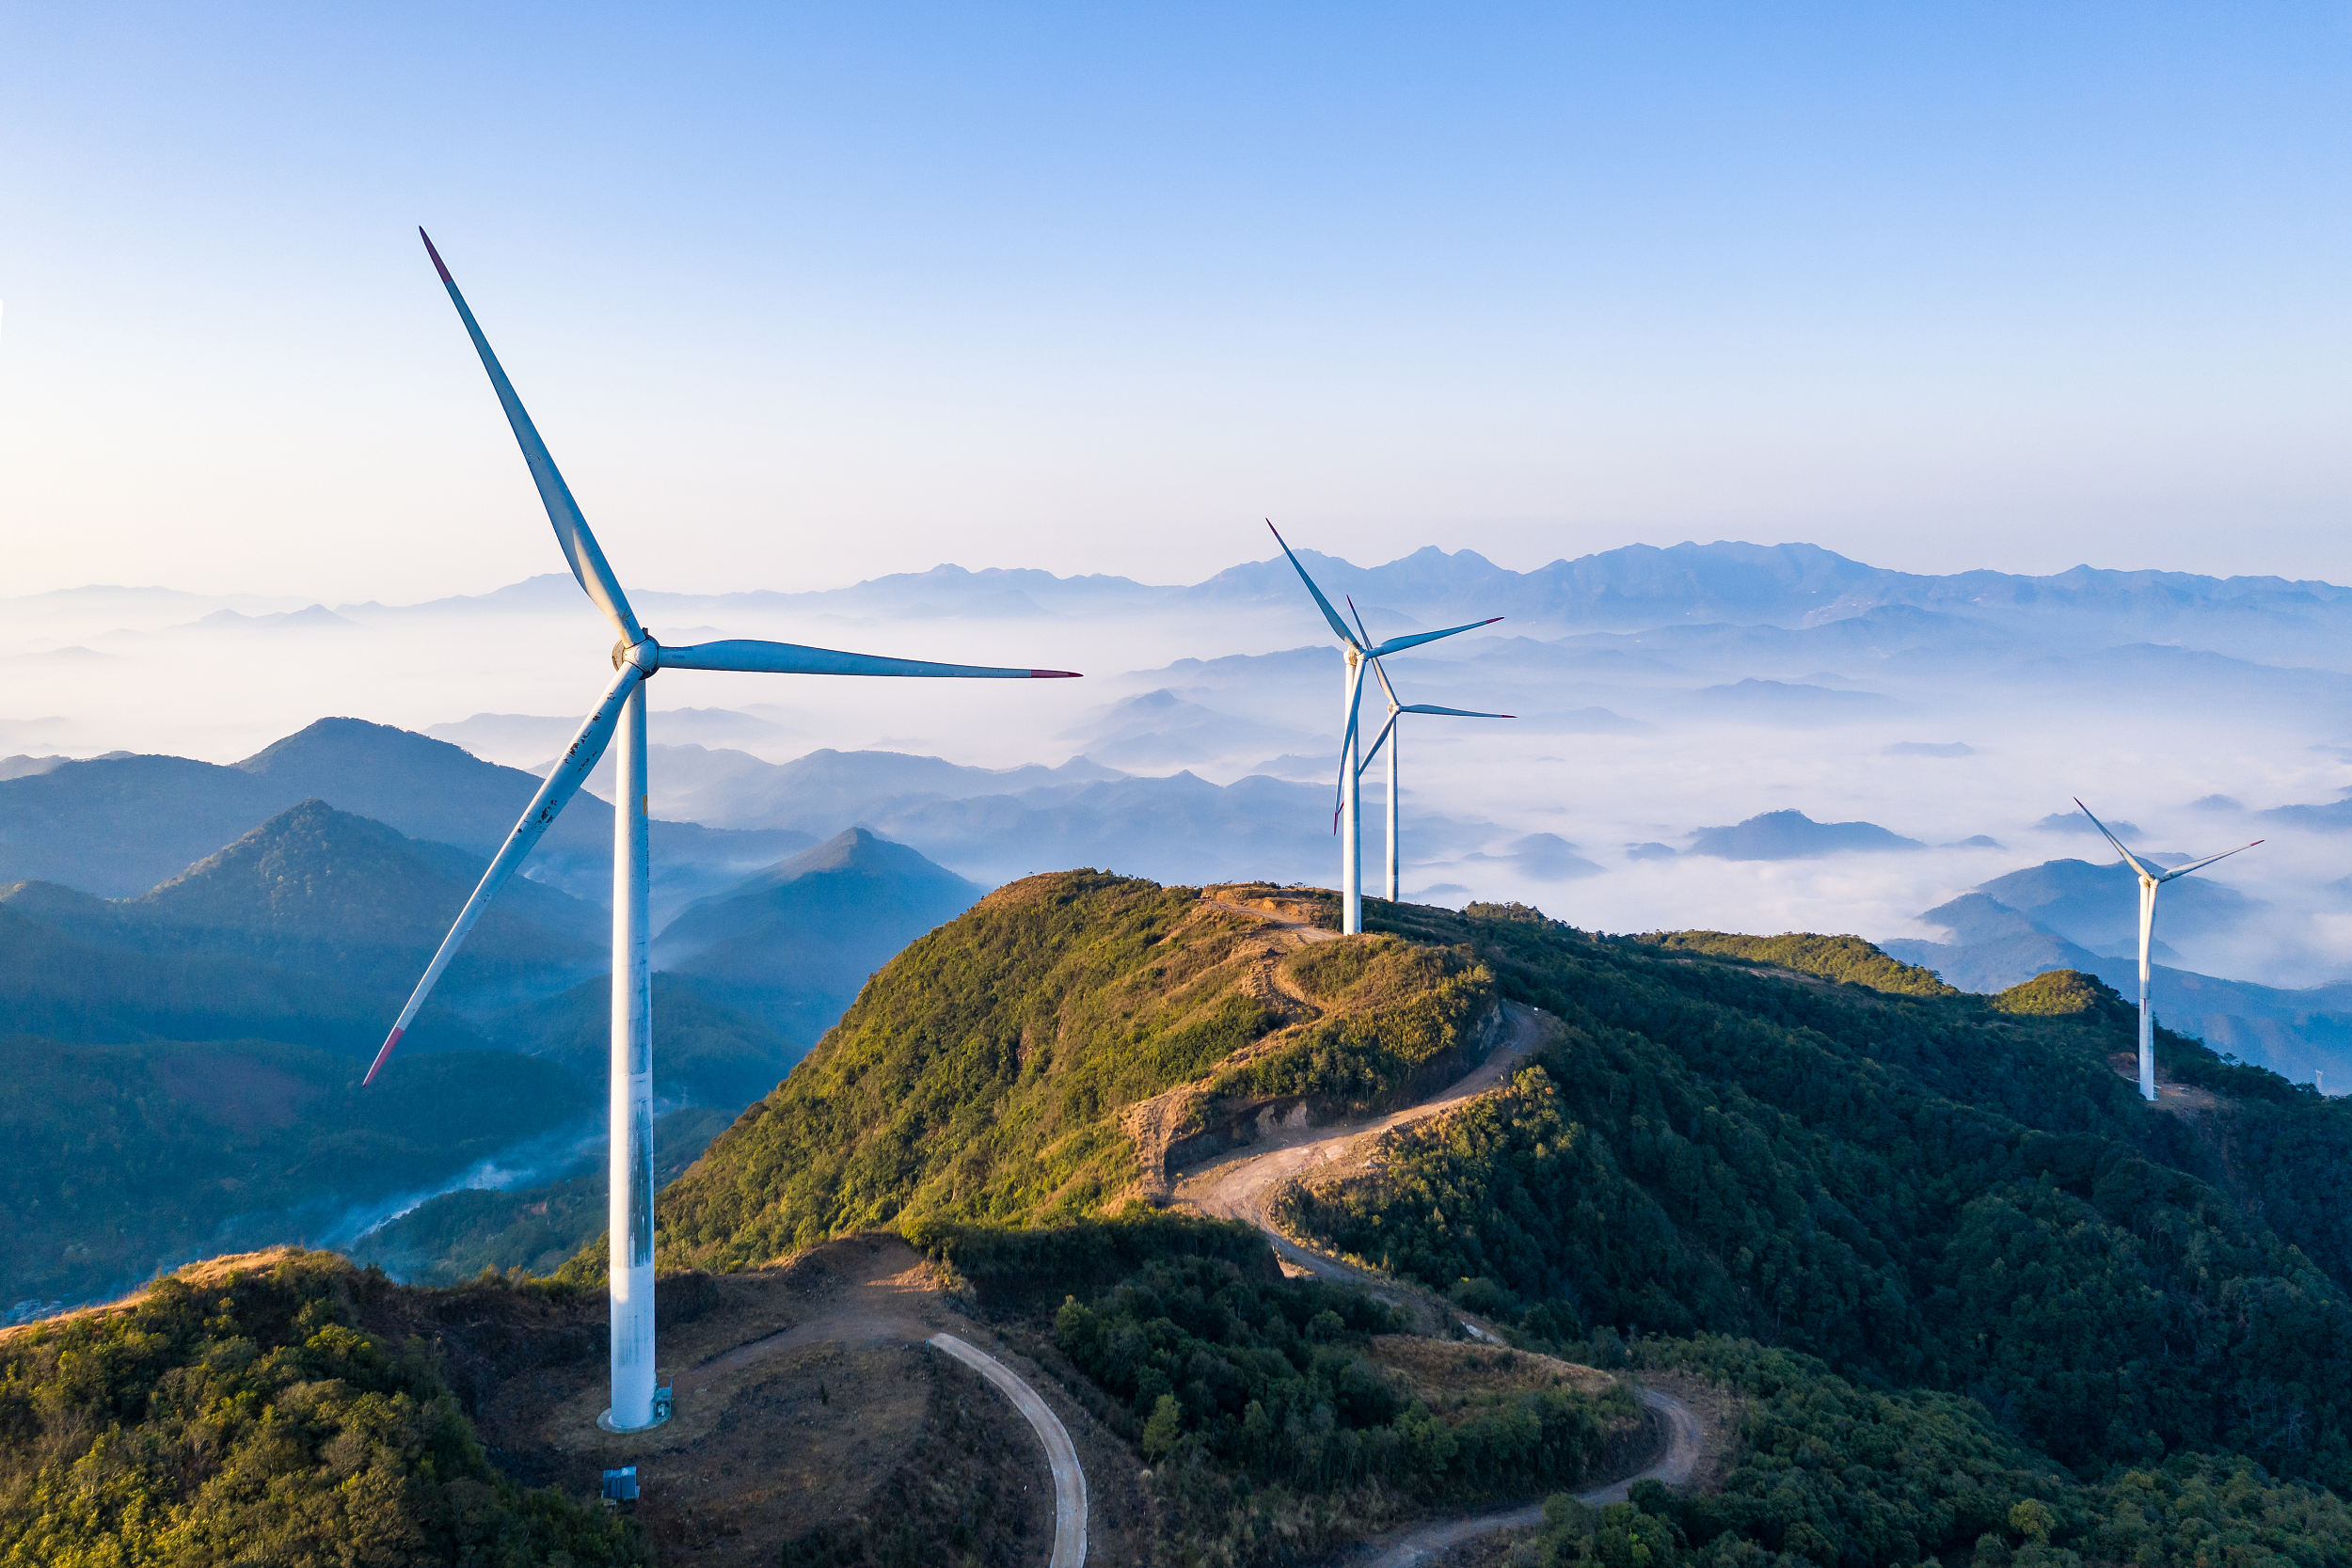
[1369,616,1503,657]
[420,230,639,640]
[1346,594,1375,648]
[1266,521,1361,650]
[1359,710,1399,773]
[2072,797,2153,879]
[1330,657,1369,826]
[659,640,1079,678]
[1400,704,1514,718]
[363,663,644,1085]
[2158,839,2265,881]
[1367,651,1403,710]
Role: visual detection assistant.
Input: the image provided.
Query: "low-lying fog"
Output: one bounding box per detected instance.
[9,545,2349,993]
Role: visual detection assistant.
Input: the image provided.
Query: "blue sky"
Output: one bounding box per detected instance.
[3,2,2347,599]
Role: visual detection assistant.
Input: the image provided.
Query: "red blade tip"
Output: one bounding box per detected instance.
[418,229,453,286]
[1030,669,1083,678]
[361,1025,405,1086]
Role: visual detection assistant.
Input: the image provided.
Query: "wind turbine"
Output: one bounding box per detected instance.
[2074,798,2260,1103]
[367,230,1079,1433]
[1352,619,1511,902]
[1265,524,1501,933]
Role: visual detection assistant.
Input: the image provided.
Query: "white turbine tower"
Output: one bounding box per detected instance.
[2074,797,2260,1104]
[366,230,1080,1433]
[1353,637,1512,903]
[1266,524,1501,934]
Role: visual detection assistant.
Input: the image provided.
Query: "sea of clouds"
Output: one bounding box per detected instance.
[8,544,2346,994]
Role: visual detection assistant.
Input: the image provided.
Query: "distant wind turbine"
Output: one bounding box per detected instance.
[368,230,1079,1433]
[2074,798,2260,1103]
[1266,524,1501,933]
[1352,612,1512,902]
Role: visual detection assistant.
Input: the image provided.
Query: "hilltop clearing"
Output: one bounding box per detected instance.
[0,1240,1089,1568]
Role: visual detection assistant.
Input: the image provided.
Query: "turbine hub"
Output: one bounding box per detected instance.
[612,634,660,673]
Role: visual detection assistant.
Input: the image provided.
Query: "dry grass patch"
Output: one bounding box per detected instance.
[1371,1335,1621,1413]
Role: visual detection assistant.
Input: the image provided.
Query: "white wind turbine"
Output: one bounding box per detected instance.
[366,230,1079,1433]
[1266,524,1501,934]
[1353,634,1512,902]
[2074,797,2260,1103]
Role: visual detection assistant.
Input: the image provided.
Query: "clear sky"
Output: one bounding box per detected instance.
[3,2,2347,601]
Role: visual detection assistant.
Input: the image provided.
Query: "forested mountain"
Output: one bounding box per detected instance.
[0,717,805,912]
[624,878,2352,1564]
[0,800,953,1307]
[0,1251,644,1565]
[0,799,598,1034]
[647,874,1494,1269]
[18,867,2352,1563]
[128,799,599,1002]
[0,1035,594,1308]
[653,826,984,1036]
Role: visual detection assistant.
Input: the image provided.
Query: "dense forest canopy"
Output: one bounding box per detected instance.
[1294,902,2352,1494]
[0,1250,642,1567]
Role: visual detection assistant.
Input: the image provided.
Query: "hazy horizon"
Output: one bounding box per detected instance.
[6,5,2349,603]
[9,533,2347,1006]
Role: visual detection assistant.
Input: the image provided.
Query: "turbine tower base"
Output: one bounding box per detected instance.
[597,1393,674,1434]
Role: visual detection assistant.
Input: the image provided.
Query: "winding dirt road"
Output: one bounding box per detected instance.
[1350,1386,1705,1566]
[1171,990,1710,1567]
[930,1332,1089,1568]
[665,1238,1092,1567]
[1175,1000,1549,1290]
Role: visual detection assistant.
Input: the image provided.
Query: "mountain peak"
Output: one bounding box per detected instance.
[129,798,584,975]
[755,826,972,891]
[235,717,478,779]
[136,798,437,928]
[651,828,984,1005]
[1688,809,1923,861]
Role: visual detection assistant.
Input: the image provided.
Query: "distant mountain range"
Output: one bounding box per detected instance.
[204,544,2352,660]
[0,718,806,915]
[540,738,1508,889]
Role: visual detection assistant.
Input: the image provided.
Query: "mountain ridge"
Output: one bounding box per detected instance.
[0,717,805,911]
